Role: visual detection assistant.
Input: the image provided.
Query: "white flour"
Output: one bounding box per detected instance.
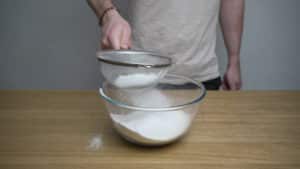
[110,90,192,145]
[111,110,191,145]
[114,73,159,88]
[87,135,103,151]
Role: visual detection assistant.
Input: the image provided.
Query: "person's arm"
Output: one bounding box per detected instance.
[87,0,131,49]
[220,0,245,90]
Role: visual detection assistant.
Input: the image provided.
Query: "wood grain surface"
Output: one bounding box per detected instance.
[0,90,299,169]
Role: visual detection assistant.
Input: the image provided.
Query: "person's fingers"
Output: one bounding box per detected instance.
[235,79,242,90]
[107,27,121,50]
[236,81,242,90]
[101,36,110,49]
[229,81,238,90]
[101,43,110,49]
[228,81,234,90]
[108,27,122,50]
[222,79,229,90]
[109,36,120,50]
[120,27,131,49]
[128,37,132,49]
[221,84,226,90]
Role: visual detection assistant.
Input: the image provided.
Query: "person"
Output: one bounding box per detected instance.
[87,0,244,90]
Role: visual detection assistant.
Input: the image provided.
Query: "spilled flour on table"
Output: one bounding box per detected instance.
[87,134,103,151]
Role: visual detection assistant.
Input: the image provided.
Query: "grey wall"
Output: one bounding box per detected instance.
[0,0,299,90]
[0,0,100,89]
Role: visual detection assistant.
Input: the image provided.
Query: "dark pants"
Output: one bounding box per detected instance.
[202,77,222,90]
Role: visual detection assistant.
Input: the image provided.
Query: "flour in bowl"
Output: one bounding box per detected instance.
[111,110,191,145]
[110,90,192,145]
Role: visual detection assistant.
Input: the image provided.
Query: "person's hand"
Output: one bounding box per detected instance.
[101,9,131,50]
[222,60,242,90]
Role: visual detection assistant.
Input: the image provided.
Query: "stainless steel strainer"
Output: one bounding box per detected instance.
[97,50,172,89]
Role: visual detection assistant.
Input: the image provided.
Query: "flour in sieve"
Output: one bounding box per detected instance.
[114,73,159,88]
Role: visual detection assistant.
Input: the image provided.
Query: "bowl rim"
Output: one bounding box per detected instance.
[96,50,172,68]
[98,74,206,111]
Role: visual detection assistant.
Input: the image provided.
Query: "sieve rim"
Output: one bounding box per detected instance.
[96,50,172,68]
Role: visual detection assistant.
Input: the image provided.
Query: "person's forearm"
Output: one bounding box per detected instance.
[220,0,245,65]
[87,0,131,49]
[86,0,115,20]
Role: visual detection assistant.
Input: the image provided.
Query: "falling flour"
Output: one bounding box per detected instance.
[114,73,159,88]
[110,90,192,145]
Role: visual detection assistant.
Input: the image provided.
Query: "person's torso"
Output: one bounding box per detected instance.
[127,0,220,81]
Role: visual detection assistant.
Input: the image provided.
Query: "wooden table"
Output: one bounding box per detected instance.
[0,90,299,169]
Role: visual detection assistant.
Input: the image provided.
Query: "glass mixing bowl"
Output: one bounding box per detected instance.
[97,50,172,89]
[99,74,206,146]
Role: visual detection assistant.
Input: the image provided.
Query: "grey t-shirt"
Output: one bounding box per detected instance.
[127,0,220,82]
